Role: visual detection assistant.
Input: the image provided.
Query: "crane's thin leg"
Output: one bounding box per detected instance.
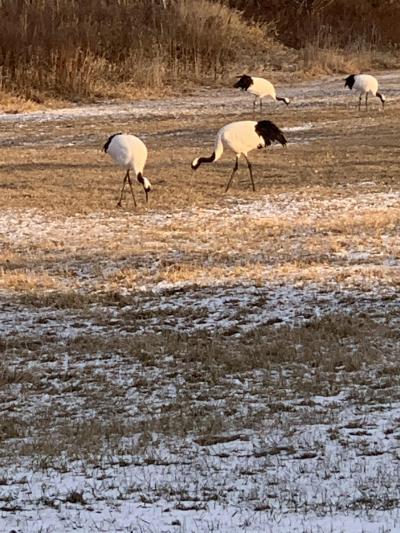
[253,97,257,112]
[243,155,255,192]
[365,93,368,110]
[117,170,129,208]
[127,172,137,207]
[225,156,239,192]
[260,98,262,111]
[376,92,385,110]
[358,95,362,111]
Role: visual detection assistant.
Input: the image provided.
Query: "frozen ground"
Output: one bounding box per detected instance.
[0,72,400,532]
[3,399,400,533]
[0,70,398,125]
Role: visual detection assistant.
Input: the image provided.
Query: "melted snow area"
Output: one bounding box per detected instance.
[1,72,400,533]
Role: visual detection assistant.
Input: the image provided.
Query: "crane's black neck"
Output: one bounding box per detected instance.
[276,96,289,105]
[192,152,216,170]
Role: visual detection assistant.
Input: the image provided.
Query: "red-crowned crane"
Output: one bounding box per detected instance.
[344,74,385,110]
[191,120,287,192]
[234,75,290,110]
[103,133,152,208]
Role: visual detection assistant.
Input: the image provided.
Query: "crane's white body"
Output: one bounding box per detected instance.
[351,74,379,96]
[106,134,148,176]
[247,77,278,100]
[195,121,266,167]
[344,74,385,110]
[103,133,152,207]
[191,120,287,193]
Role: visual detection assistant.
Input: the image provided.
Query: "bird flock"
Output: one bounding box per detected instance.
[103,73,386,208]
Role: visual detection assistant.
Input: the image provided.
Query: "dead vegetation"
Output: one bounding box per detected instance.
[0,0,273,101]
[231,0,400,48]
[0,0,399,105]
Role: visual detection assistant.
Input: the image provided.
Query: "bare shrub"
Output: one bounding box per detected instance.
[0,0,271,99]
[230,0,400,74]
[230,0,400,48]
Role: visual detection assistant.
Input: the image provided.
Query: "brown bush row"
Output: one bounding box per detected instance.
[229,0,400,48]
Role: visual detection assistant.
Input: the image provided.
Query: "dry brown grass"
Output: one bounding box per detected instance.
[1,306,398,462]
[0,90,45,114]
[0,0,273,101]
[0,269,60,291]
[231,0,400,48]
[1,97,400,294]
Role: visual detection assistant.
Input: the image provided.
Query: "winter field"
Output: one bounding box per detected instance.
[0,72,400,532]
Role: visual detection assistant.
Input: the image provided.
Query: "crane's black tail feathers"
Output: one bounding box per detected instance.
[103,132,122,153]
[233,74,253,90]
[255,120,287,148]
[344,74,355,90]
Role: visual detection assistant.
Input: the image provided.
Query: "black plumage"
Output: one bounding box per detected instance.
[103,133,122,153]
[344,75,356,90]
[234,74,253,91]
[255,120,287,148]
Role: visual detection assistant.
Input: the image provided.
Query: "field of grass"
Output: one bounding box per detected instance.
[0,72,399,532]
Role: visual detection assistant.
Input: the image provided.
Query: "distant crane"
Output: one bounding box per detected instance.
[191,120,287,192]
[234,75,290,110]
[344,74,385,110]
[103,133,152,208]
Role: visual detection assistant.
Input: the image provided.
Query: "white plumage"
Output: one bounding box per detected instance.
[103,133,152,207]
[191,120,287,192]
[234,75,290,110]
[344,74,385,110]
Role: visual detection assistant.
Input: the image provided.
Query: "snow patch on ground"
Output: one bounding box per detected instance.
[2,402,400,532]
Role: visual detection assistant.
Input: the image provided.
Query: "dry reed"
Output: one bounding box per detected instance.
[0,0,271,100]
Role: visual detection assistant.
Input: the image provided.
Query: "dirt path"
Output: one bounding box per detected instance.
[0,70,398,125]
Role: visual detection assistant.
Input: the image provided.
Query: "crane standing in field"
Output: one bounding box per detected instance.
[191,120,287,193]
[344,74,385,110]
[103,133,152,208]
[234,75,290,110]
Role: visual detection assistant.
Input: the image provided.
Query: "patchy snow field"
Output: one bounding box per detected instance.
[0,71,400,532]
